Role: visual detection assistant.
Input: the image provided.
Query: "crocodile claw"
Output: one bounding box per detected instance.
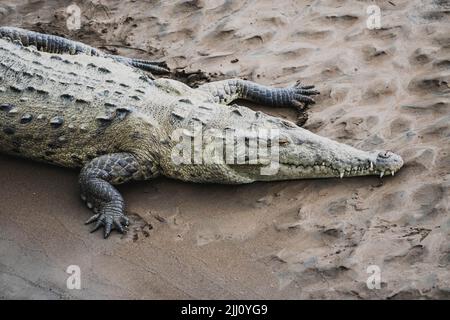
[85,208,129,238]
[291,81,320,108]
[85,214,100,225]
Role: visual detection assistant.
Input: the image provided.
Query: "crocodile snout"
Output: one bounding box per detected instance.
[375,151,404,177]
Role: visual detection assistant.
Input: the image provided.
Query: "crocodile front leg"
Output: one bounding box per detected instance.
[198,79,319,109]
[79,153,155,238]
[0,26,170,74]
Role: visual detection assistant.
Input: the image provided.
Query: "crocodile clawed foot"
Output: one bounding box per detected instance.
[290,80,320,109]
[79,153,145,238]
[85,204,129,238]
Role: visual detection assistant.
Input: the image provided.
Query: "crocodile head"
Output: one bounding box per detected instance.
[165,121,403,183]
[226,125,404,182]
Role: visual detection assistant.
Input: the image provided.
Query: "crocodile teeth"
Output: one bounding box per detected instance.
[340,172,344,179]
[392,171,395,176]
[370,162,374,170]
[380,171,384,178]
[87,202,93,209]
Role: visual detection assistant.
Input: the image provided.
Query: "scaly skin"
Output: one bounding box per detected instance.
[199,79,319,107]
[0,36,403,238]
[0,26,170,75]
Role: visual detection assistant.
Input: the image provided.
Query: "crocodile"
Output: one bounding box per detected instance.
[0,30,404,238]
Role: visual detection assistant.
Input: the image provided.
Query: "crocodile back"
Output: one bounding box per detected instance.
[0,38,164,168]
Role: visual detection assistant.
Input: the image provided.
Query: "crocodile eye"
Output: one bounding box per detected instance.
[378,151,392,159]
[279,138,290,146]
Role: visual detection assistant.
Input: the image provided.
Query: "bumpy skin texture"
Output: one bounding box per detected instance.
[0,26,170,75]
[0,35,403,238]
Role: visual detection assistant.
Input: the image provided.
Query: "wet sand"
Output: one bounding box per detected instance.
[0,0,449,299]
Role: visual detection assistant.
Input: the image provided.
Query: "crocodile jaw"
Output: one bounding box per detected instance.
[228,127,404,182]
[269,150,404,180]
[162,124,403,183]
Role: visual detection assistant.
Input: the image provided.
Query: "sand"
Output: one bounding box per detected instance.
[0,0,449,299]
